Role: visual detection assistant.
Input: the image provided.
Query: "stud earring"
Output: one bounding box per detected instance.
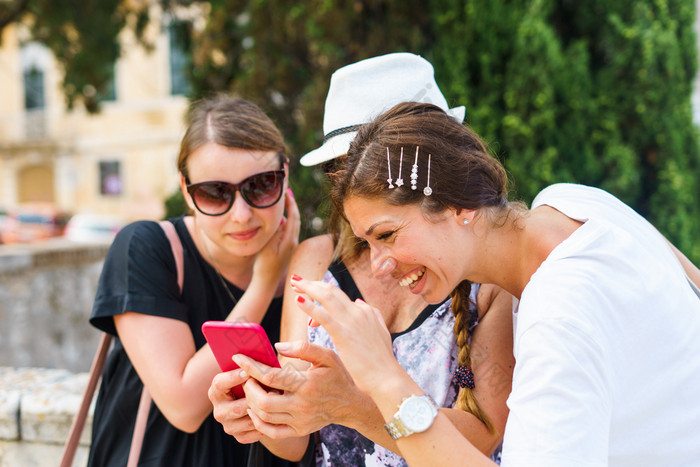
[386,147,394,189]
[463,218,469,225]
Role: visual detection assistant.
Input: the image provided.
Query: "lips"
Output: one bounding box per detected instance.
[228,227,260,241]
[399,267,426,289]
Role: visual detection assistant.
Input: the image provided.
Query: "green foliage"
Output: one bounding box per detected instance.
[0,0,140,112]
[163,188,189,220]
[186,0,434,238]
[430,0,700,262]
[3,0,700,262]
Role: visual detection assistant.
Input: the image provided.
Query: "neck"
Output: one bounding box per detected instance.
[185,216,255,287]
[470,206,581,299]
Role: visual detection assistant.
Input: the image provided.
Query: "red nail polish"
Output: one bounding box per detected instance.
[307,317,313,326]
[296,295,306,304]
[291,274,302,281]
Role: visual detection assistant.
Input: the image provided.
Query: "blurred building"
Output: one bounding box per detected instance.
[0,8,191,222]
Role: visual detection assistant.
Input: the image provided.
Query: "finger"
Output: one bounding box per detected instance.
[274,340,341,369]
[235,353,307,394]
[242,378,296,426]
[247,409,301,440]
[293,292,336,331]
[208,369,248,404]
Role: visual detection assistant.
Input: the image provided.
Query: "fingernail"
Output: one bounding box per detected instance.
[287,188,294,199]
[275,342,290,352]
[378,258,396,275]
[307,317,313,326]
[296,295,306,304]
[291,274,302,281]
[280,216,286,226]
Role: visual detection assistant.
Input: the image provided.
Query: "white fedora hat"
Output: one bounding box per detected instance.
[300,52,466,166]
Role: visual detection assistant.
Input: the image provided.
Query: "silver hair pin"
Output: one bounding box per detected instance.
[395,147,404,187]
[423,154,433,196]
[410,146,419,190]
[386,148,395,189]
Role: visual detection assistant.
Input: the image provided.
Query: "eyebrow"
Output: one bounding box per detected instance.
[365,220,392,237]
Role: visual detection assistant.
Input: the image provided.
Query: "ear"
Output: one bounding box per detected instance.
[452,208,476,226]
[180,174,196,212]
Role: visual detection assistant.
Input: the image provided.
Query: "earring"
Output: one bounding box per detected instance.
[410,146,419,190]
[423,154,432,196]
[395,147,404,187]
[463,218,469,225]
[386,147,394,189]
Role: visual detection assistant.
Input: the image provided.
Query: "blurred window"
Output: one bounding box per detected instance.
[100,161,122,196]
[24,66,45,110]
[168,21,191,96]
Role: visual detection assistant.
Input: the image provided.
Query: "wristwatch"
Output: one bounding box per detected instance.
[384,394,439,439]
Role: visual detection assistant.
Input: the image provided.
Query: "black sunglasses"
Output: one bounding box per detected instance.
[186,170,285,215]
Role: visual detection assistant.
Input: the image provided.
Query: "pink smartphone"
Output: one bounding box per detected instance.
[201,321,281,398]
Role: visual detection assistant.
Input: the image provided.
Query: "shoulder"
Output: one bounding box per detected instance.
[107,220,170,263]
[289,234,334,280]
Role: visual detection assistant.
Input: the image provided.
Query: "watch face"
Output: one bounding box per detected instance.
[399,396,437,433]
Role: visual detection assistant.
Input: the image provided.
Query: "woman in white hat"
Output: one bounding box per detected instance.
[208,53,515,465]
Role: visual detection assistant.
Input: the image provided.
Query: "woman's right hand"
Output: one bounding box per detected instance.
[252,189,301,287]
[208,369,263,444]
[289,277,403,396]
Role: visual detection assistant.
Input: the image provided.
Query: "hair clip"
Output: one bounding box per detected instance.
[410,146,419,190]
[454,365,475,389]
[386,147,394,189]
[395,147,404,187]
[423,154,432,196]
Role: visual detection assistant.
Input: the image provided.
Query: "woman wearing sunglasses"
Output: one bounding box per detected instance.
[87,96,300,467]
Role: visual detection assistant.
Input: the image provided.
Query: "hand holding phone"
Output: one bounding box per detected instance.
[202,321,281,398]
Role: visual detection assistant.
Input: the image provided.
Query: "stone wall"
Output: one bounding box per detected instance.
[0,240,108,372]
[0,241,108,466]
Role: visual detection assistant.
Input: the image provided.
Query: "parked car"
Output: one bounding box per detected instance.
[0,208,7,244]
[63,213,124,243]
[0,204,71,244]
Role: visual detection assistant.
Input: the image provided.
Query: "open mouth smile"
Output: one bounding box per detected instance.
[399,267,426,289]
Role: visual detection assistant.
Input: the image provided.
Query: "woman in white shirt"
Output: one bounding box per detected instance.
[288,101,700,466]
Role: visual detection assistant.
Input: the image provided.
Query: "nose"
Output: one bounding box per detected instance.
[227,191,254,223]
[370,246,397,278]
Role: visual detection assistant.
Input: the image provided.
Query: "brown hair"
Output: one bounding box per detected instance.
[177,96,287,180]
[331,102,512,432]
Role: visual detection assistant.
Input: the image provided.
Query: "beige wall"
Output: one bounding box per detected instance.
[0,11,190,223]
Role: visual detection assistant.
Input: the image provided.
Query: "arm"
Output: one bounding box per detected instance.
[209,234,333,460]
[664,238,700,290]
[117,194,300,433]
[285,278,496,466]
[241,282,512,457]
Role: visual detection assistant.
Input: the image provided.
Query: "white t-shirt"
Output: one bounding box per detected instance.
[501,183,700,467]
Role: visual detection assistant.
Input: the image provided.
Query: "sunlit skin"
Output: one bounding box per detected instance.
[342,195,480,302]
[113,141,299,433]
[181,143,288,279]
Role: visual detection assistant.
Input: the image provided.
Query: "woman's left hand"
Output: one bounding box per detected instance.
[208,369,263,444]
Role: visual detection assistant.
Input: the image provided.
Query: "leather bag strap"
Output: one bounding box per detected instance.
[60,219,185,467]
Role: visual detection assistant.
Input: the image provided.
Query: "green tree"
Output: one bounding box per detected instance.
[4,1,699,261]
[430,0,700,262]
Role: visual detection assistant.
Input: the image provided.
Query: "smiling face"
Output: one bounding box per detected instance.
[182,142,287,258]
[343,195,468,304]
